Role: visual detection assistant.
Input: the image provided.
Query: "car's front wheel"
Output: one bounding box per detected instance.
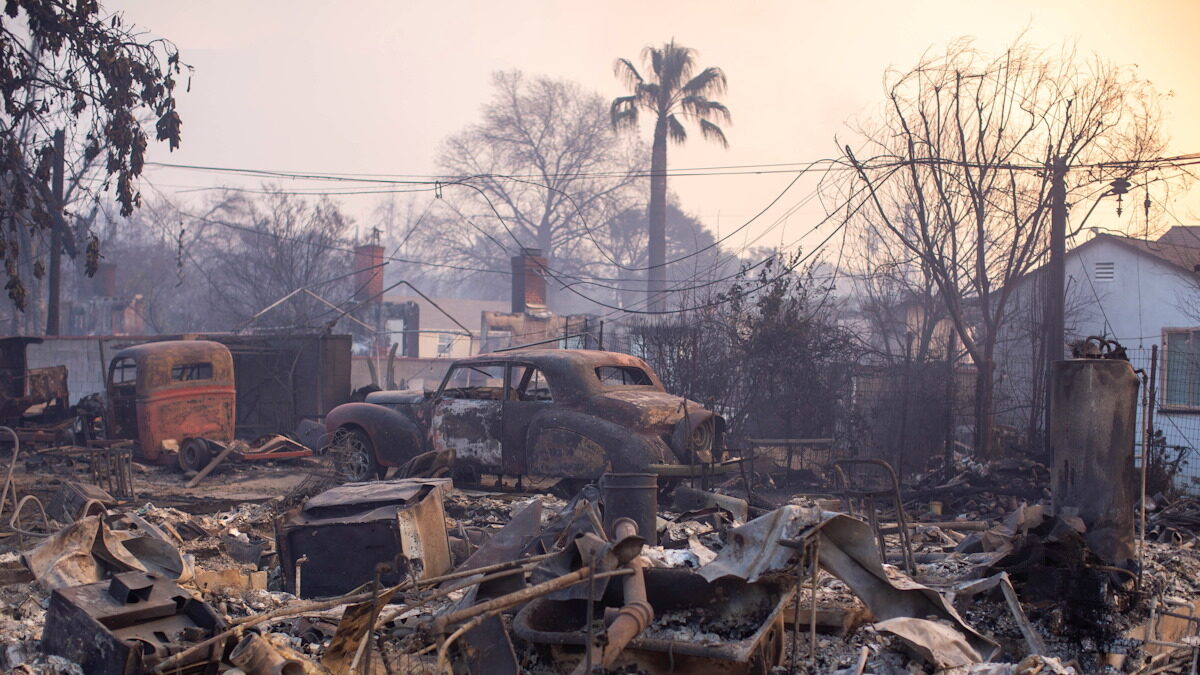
[331,428,379,483]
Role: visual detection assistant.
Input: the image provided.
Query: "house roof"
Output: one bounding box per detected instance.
[1086,228,1200,276]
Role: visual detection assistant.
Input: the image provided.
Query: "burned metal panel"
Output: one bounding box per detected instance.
[500,399,551,474]
[1049,359,1139,566]
[207,333,353,437]
[324,401,426,466]
[0,336,69,421]
[227,346,294,437]
[41,570,225,675]
[276,478,452,598]
[432,399,503,469]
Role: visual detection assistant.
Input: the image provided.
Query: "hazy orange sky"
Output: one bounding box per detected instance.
[117,0,1200,255]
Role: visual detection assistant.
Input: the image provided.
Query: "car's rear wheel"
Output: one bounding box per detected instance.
[332,428,378,483]
[178,437,213,473]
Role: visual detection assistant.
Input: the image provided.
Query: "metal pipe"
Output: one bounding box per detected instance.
[612,515,639,541]
[294,554,308,598]
[584,558,653,674]
[571,517,654,675]
[1140,345,1158,589]
[229,633,305,675]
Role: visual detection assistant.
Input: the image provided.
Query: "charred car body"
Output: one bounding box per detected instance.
[324,349,724,482]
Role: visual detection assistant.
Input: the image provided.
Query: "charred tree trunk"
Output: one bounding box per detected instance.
[647,119,668,313]
[974,350,996,459]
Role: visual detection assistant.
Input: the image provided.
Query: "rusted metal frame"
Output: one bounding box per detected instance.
[371,551,573,628]
[1142,597,1200,675]
[786,529,821,672]
[433,569,629,631]
[431,567,634,667]
[302,288,376,332]
[10,494,52,548]
[832,458,916,573]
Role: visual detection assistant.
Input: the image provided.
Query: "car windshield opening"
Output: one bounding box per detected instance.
[442,364,507,400]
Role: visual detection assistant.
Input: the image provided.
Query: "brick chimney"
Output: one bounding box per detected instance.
[511,248,547,313]
[353,244,385,302]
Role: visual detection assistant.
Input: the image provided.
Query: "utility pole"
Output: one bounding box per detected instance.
[1042,156,1067,442]
[46,129,64,336]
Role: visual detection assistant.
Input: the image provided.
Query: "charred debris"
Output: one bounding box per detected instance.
[0,345,1195,674]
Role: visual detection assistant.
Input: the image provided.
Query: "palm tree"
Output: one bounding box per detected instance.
[612,40,730,312]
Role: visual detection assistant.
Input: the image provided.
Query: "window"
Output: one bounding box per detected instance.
[111,357,137,385]
[171,362,213,381]
[437,334,455,355]
[1165,329,1200,408]
[1094,261,1115,282]
[511,365,553,401]
[595,365,653,386]
[441,364,506,399]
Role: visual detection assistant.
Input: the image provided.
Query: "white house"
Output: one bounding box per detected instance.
[997,226,1200,487]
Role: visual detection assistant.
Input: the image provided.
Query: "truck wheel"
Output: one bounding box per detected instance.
[333,428,378,483]
[179,438,213,473]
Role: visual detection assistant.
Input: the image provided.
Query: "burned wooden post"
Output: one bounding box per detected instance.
[1049,354,1139,567]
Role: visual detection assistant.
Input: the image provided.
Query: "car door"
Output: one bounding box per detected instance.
[501,363,555,474]
[430,363,506,473]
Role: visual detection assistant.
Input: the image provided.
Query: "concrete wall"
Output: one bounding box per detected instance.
[25,336,152,401]
[350,355,455,392]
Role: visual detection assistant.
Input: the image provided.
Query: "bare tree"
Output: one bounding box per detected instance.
[196,188,355,330]
[85,198,206,333]
[0,1,187,311]
[426,70,644,305]
[850,207,948,365]
[843,38,1165,457]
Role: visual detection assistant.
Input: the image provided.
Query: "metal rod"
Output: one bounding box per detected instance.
[810,535,819,673]
[1141,344,1158,590]
[585,552,596,675]
[433,568,631,634]
[790,562,802,670]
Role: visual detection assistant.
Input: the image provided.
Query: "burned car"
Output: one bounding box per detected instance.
[324,349,724,482]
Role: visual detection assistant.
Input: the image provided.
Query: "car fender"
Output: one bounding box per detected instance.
[669,408,725,463]
[325,402,425,467]
[525,408,668,478]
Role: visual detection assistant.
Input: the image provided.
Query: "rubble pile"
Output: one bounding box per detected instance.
[0,452,1196,674]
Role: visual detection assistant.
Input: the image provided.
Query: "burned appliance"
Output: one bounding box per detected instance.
[275,477,452,598]
[41,570,226,675]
